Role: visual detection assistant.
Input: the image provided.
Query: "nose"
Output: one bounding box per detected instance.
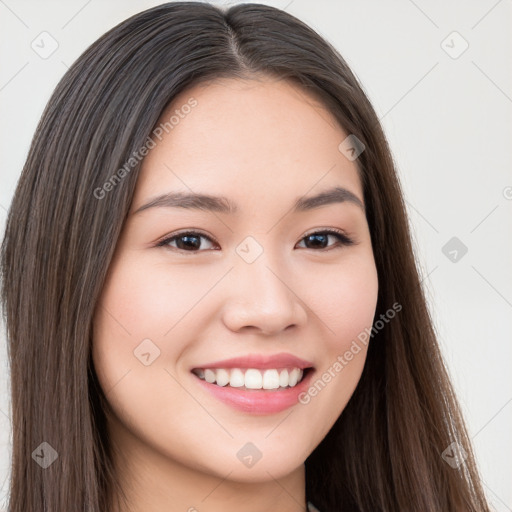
[221,253,308,336]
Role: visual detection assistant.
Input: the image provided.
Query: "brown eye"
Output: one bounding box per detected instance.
[296,229,354,251]
[157,231,217,252]
[156,228,354,254]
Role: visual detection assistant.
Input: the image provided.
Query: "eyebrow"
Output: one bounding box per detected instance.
[132,185,364,216]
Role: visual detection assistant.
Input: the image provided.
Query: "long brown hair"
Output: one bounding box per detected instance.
[0,2,490,510]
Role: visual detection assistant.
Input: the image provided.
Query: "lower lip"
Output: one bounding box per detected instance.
[192,369,315,414]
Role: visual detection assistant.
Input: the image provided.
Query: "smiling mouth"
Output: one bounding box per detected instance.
[191,367,314,391]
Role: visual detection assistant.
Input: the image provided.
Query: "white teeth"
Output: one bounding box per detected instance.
[229,368,245,388]
[215,369,230,387]
[194,367,307,390]
[245,369,262,389]
[262,369,280,389]
[204,369,216,383]
[288,368,299,387]
[279,369,289,387]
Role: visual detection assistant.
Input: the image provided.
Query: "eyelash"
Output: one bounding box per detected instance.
[155,228,355,254]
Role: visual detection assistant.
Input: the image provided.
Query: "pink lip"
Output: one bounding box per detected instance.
[192,367,315,414]
[191,352,314,370]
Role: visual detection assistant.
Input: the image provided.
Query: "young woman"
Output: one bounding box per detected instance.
[0,2,491,511]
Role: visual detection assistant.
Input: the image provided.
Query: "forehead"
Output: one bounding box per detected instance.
[132,77,363,210]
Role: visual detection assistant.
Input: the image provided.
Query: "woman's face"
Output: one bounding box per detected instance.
[92,77,378,486]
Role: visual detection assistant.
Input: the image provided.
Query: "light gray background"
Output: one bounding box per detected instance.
[1,0,511,510]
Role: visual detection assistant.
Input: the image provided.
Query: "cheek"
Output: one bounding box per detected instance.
[293,253,378,426]
[94,253,218,344]
[303,253,379,346]
[90,256,210,464]
[91,253,223,407]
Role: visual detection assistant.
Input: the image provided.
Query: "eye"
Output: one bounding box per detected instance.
[156,230,218,252]
[296,228,354,251]
[156,228,354,254]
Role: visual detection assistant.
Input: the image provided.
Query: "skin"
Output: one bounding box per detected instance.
[92,76,379,512]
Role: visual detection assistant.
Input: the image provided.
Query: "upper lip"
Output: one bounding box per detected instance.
[191,352,314,370]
